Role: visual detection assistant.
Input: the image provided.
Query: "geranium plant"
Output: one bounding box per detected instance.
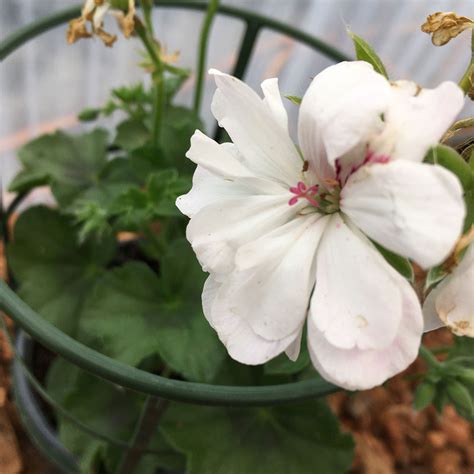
[1,2,473,473]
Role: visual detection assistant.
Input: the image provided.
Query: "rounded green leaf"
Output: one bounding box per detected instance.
[161,400,354,474]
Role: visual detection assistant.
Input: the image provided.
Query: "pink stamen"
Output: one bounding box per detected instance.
[288,181,320,207]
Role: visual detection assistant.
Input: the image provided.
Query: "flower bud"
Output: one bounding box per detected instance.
[446,379,474,413]
[413,381,437,410]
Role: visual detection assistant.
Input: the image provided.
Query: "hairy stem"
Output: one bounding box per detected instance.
[193,0,220,114]
[459,30,474,95]
[140,0,154,35]
[115,369,171,474]
[419,345,441,368]
[135,18,164,146]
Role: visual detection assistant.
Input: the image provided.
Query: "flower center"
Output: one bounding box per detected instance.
[289,182,320,207]
[288,181,340,214]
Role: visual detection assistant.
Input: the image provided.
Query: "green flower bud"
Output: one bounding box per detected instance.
[413,381,437,410]
[446,380,474,414]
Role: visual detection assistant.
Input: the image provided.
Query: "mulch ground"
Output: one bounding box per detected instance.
[0,240,473,474]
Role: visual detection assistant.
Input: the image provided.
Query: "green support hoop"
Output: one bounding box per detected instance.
[0,1,349,408]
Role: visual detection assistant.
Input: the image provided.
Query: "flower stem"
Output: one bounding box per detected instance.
[140,0,154,35]
[135,18,164,146]
[193,0,220,114]
[115,392,170,474]
[458,30,474,95]
[419,344,441,368]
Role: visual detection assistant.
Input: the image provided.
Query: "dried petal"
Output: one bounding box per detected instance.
[421,11,474,46]
[96,27,117,47]
[66,17,92,44]
[113,0,136,38]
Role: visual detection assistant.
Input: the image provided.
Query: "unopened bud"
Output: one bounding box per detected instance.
[413,381,437,410]
[446,379,474,414]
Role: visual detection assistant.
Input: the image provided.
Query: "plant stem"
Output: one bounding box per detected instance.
[193,0,220,114]
[140,0,154,35]
[459,30,474,95]
[419,345,441,368]
[135,18,164,146]
[115,369,171,474]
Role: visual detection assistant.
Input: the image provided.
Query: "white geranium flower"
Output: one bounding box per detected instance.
[177,61,466,390]
[424,243,474,337]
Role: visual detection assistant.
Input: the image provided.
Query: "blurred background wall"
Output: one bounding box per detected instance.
[1,0,473,202]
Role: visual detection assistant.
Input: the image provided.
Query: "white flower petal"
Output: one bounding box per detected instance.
[209,69,301,185]
[431,244,474,337]
[187,195,296,275]
[372,81,464,162]
[186,130,254,179]
[176,164,285,218]
[422,286,445,332]
[308,277,423,390]
[203,276,300,365]
[261,78,289,132]
[298,61,391,181]
[176,166,248,218]
[217,214,329,341]
[341,160,465,269]
[310,214,403,350]
[285,328,303,361]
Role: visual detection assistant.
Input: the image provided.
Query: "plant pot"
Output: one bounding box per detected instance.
[13,331,78,473]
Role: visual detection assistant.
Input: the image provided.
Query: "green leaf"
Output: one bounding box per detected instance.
[161,106,204,172]
[161,400,354,474]
[264,344,310,376]
[7,206,115,334]
[109,169,190,232]
[373,242,414,281]
[79,240,226,381]
[46,359,183,474]
[114,119,150,152]
[8,168,49,195]
[285,95,302,105]
[425,264,448,291]
[425,145,474,190]
[78,107,101,122]
[9,129,110,206]
[348,31,388,78]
